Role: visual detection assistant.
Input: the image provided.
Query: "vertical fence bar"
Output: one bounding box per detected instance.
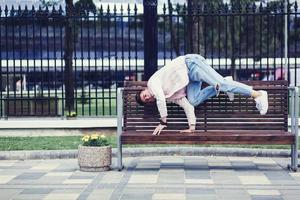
[143,0,158,80]
[128,4,131,84]
[53,7,58,116]
[294,2,298,86]
[225,4,228,72]
[0,6,2,118]
[93,8,98,116]
[107,5,111,115]
[284,0,288,81]
[46,6,51,116]
[162,3,166,65]
[134,4,138,80]
[5,6,9,118]
[169,3,173,59]
[80,7,84,116]
[59,6,64,117]
[87,10,91,116]
[273,5,277,80]
[100,6,104,115]
[25,6,30,115]
[114,5,118,115]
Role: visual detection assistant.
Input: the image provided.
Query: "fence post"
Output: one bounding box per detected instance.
[284,0,288,81]
[64,0,75,114]
[143,0,158,80]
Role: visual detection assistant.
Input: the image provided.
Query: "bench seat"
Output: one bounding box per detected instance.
[122,131,294,145]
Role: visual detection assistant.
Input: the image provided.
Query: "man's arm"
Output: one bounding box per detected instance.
[171,97,196,132]
[148,81,168,135]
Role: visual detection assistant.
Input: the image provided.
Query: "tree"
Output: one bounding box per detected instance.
[40,0,96,115]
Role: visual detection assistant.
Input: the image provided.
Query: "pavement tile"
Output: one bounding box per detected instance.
[120,193,153,200]
[14,172,46,180]
[251,195,284,200]
[185,178,214,184]
[30,163,60,171]
[63,179,93,184]
[0,161,17,167]
[86,189,114,200]
[247,190,281,196]
[128,174,158,184]
[0,189,22,200]
[238,175,271,185]
[44,172,73,177]
[100,171,124,184]
[216,189,251,200]
[155,187,185,193]
[186,194,218,200]
[186,188,215,195]
[43,193,80,200]
[0,175,17,184]
[20,188,52,194]
[12,193,47,200]
[152,193,185,200]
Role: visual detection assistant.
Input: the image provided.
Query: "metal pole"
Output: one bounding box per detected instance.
[284,0,288,81]
[117,88,123,170]
[294,87,299,170]
[143,0,158,80]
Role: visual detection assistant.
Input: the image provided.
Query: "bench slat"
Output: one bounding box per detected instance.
[121,132,294,145]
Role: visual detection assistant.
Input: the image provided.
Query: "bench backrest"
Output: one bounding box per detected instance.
[122,80,288,132]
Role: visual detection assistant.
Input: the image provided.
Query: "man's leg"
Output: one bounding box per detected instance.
[185,54,253,96]
[185,54,268,115]
[187,81,216,106]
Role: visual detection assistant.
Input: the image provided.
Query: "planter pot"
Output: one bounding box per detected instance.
[78,145,112,172]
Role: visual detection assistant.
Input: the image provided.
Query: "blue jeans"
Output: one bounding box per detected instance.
[185,54,254,106]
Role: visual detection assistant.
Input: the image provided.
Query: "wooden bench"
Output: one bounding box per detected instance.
[116,80,299,171]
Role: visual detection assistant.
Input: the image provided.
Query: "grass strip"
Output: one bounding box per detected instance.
[0,136,299,151]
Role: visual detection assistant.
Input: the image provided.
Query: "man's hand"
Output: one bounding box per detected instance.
[180,129,195,133]
[180,125,195,133]
[152,124,167,135]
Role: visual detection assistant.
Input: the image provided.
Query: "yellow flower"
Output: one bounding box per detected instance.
[90,134,99,140]
[81,135,90,141]
[100,134,106,139]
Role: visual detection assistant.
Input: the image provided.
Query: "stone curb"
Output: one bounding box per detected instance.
[0,147,298,160]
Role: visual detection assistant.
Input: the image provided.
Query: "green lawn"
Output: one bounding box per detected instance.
[0,136,299,151]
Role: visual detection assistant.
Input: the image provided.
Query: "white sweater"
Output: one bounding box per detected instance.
[147,56,196,126]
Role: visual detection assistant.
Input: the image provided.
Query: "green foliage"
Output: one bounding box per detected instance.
[40,0,62,8]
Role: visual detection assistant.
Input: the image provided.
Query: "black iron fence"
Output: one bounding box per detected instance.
[0,1,299,117]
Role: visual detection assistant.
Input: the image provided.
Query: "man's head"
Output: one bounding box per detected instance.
[135,88,155,105]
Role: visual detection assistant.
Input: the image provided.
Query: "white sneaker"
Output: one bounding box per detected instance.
[224,76,234,101]
[254,90,268,115]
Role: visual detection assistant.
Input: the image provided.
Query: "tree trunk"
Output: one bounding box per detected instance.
[64,0,75,113]
[187,0,205,55]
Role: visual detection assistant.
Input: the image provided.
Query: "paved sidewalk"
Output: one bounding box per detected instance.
[0,156,300,200]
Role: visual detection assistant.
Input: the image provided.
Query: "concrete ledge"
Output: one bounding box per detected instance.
[0,147,298,160]
[0,118,116,129]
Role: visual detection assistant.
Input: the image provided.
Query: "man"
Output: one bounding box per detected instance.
[136,54,268,135]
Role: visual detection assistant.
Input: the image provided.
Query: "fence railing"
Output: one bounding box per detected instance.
[0,1,299,117]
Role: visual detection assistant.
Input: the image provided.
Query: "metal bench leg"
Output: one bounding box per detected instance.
[290,144,298,172]
[288,87,299,172]
[117,87,124,171]
[117,134,123,171]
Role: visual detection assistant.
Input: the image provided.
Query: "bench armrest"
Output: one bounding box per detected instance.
[288,87,299,139]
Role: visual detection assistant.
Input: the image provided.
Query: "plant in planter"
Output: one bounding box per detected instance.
[66,111,77,119]
[78,134,112,172]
